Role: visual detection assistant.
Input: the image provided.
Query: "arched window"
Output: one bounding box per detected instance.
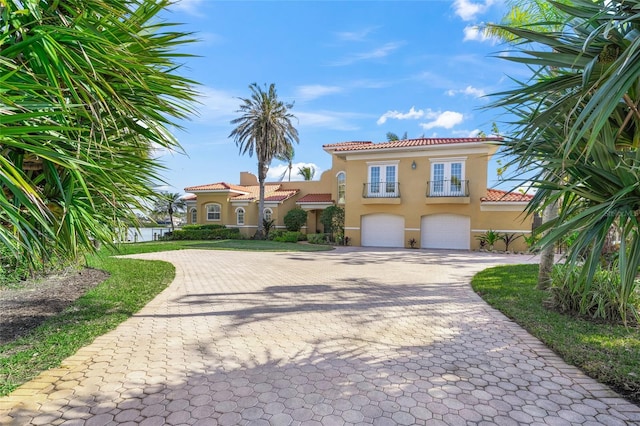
[337,172,346,204]
[206,203,221,221]
[263,208,273,222]
[190,208,197,224]
[236,207,245,225]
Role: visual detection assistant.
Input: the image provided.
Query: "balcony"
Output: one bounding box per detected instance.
[426,180,470,204]
[362,182,401,204]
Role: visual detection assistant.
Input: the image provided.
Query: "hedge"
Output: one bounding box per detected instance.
[168,227,241,240]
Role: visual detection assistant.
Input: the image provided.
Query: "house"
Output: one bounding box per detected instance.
[184,137,534,251]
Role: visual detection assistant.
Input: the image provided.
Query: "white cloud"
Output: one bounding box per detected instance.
[170,0,206,17]
[420,111,464,130]
[452,128,482,137]
[377,107,426,125]
[335,27,378,42]
[295,85,343,101]
[330,42,405,66]
[296,110,365,131]
[454,0,496,21]
[463,25,494,42]
[267,162,322,181]
[446,85,486,98]
[195,87,240,125]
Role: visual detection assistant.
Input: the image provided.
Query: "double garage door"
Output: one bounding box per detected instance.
[361,213,470,249]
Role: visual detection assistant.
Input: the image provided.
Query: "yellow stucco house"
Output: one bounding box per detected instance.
[184,137,533,250]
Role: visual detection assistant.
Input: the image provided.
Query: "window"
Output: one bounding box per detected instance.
[367,163,398,197]
[236,208,245,225]
[190,208,197,224]
[430,160,465,196]
[263,208,273,222]
[337,172,346,204]
[206,203,221,221]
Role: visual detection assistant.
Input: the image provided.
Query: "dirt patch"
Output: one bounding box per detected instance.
[0,268,109,345]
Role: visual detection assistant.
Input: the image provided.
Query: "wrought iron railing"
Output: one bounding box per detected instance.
[362,182,401,198]
[426,180,469,197]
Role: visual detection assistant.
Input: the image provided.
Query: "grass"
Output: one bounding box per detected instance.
[0,239,332,396]
[472,264,640,404]
[106,238,334,256]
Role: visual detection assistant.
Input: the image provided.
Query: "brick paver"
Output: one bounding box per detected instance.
[1,248,639,425]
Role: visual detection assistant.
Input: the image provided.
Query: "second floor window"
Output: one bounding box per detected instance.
[367,163,398,196]
[206,203,221,221]
[337,172,346,204]
[431,160,465,195]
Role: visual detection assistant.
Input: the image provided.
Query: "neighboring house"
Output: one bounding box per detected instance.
[184,137,533,250]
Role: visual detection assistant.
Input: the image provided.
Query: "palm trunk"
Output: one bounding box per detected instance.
[256,160,266,239]
[537,200,558,290]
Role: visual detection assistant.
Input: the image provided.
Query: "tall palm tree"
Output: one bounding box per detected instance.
[491,0,640,323]
[297,166,315,181]
[230,83,299,238]
[0,0,198,267]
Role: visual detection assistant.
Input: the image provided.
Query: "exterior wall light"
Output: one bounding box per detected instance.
[411,161,417,170]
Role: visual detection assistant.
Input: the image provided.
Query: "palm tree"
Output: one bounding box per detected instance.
[230,83,299,238]
[153,192,186,232]
[386,131,408,141]
[297,166,315,181]
[492,0,640,323]
[487,0,571,289]
[276,145,295,182]
[0,0,198,267]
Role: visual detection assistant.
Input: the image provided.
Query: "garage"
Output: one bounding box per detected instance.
[361,214,405,247]
[421,214,470,249]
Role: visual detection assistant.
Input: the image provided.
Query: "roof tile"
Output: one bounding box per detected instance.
[481,189,533,202]
[330,137,502,152]
[297,193,333,203]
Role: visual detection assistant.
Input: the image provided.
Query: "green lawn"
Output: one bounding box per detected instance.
[0,239,332,397]
[107,239,334,255]
[472,264,640,404]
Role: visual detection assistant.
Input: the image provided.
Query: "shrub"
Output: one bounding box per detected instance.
[550,263,639,325]
[307,233,328,244]
[320,205,345,243]
[273,231,304,243]
[169,227,241,240]
[182,224,226,230]
[284,208,307,232]
[499,233,522,251]
[262,219,275,239]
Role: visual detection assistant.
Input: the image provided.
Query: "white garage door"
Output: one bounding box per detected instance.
[361,214,405,247]
[421,214,470,249]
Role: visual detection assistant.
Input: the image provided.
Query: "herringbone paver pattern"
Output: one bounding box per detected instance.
[1,248,639,425]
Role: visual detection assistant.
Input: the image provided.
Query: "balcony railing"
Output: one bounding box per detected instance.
[426,180,469,197]
[363,182,400,198]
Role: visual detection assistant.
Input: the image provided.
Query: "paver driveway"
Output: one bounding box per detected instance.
[1,248,639,426]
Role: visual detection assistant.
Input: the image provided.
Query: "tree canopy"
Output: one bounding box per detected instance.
[0,0,198,266]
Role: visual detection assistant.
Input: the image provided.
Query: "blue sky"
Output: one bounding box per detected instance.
[157,0,526,193]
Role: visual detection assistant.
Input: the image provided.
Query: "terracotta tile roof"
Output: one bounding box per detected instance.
[184,182,248,192]
[323,141,373,149]
[297,193,333,203]
[231,185,299,203]
[182,194,197,201]
[481,189,533,202]
[329,137,502,152]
